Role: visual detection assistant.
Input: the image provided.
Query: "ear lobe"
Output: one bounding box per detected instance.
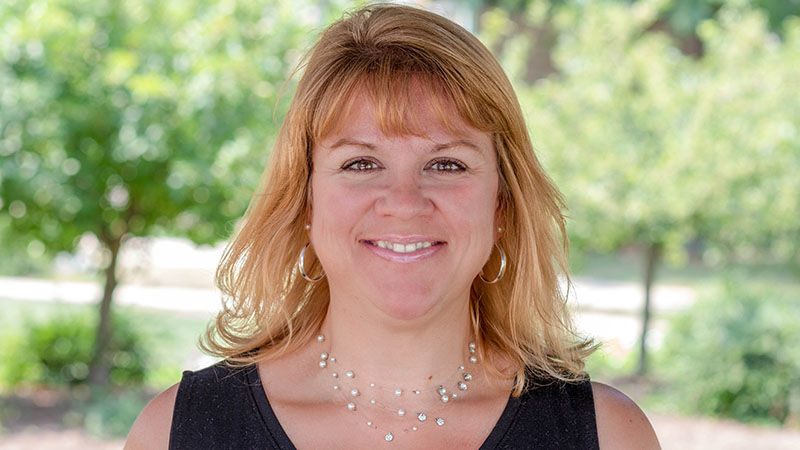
[494,198,505,237]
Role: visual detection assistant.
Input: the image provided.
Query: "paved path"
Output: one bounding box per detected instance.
[0,274,696,357]
[0,275,695,315]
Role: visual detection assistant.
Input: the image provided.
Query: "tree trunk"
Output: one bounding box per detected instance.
[636,242,662,376]
[88,234,122,387]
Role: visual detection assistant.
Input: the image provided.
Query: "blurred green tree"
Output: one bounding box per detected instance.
[0,0,353,386]
[483,0,800,374]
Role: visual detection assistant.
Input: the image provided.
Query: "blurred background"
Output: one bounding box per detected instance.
[1,0,798,448]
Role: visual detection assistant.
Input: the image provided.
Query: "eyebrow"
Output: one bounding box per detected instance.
[328,138,485,153]
[329,138,376,150]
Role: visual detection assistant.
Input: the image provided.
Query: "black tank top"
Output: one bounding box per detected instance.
[169,361,599,449]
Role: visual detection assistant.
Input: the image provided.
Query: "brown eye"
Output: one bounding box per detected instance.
[429,159,466,172]
[343,159,379,171]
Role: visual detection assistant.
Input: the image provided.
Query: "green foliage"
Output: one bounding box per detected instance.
[0,310,148,388]
[0,299,210,390]
[0,0,354,386]
[658,279,800,424]
[81,388,152,438]
[584,347,637,379]
[0,0,352,254]
[489,0,800,266]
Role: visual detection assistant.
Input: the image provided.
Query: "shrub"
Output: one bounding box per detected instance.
[658,278,800,425]
[0,309,148,388]
[81,389,152,438]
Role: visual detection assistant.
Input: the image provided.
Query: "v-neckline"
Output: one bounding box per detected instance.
[244,363,521,449]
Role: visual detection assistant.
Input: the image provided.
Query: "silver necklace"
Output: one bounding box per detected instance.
[316,334,478,443]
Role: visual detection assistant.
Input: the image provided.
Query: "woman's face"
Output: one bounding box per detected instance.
[309,89,500,320]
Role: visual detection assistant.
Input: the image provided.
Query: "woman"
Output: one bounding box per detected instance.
[127,4,659,449]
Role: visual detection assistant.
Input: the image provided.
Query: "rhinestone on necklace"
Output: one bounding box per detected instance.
[316,334,478,444]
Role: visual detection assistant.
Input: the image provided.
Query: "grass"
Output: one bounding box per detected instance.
[571,251,800,293]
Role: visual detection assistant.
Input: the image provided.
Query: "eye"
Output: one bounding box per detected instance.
[342,158,380,172]
[427,159,466,173]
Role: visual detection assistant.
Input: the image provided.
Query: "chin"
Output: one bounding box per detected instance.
[368,281,442,321]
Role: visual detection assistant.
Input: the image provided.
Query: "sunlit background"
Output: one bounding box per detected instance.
[1,0,799,448]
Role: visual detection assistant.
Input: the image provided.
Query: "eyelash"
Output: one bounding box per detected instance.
[341,158,467,173]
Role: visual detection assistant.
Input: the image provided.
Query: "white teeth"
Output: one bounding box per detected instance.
[373,240,436,253]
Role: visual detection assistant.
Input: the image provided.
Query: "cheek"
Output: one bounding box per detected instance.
[440,179,499,230]
[310,176,372,238]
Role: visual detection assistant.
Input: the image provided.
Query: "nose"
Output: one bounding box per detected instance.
[374,173,434,219]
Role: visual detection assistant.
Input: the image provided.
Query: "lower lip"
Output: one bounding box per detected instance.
[361,241,444,263]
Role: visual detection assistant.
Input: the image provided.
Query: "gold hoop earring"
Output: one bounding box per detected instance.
[479,244,506,284]
[298,243,325,282]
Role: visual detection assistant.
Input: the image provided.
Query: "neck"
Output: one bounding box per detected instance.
[319,290,474,386]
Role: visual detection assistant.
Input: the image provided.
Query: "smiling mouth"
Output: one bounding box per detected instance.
[362,240,446,254]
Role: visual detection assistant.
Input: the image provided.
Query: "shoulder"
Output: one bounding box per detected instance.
[124,382,180,450]
[591,381,661,449]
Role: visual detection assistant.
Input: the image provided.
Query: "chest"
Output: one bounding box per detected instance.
[269,393,509,449]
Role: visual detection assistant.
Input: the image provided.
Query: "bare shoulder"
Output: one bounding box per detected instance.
[591,381,661,450]
[124,382,180,450]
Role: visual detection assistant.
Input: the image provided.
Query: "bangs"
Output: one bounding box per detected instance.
[309,69,499,142]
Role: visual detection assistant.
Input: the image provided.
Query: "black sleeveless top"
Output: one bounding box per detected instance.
[169,361,599,449]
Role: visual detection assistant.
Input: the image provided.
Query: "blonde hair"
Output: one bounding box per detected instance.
[201,3,595,394]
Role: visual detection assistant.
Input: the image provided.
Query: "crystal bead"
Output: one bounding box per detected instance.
[367,421,372,426]
[333,385,339,390]
[385,433,393,442]
[458,382,468,390]
[398,409,405,416]
[332,372,338,378]
[330,356,336,362]
[469,342,476,350]
[436,417,445,426]
[458,365,465,371]
[345,370,354,378]
[369,383,376,387]
[319,361,327,368]
[394,389,402,396]
[347,403,356,411]
[417,413,426,421]
[470,356,478,363]
[412,426,418,431]
[413,390,421,395]
[351,389,360,396]
[321,352,328,360]
[452,393,458,398]
[441,395,449,403]
[438,386,446,395]
[463,373,473,381]
[317,335,324,342]
[370,399,376,404]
